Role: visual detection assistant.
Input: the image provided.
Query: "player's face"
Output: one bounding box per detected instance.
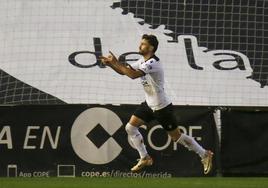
[139,39,153,55]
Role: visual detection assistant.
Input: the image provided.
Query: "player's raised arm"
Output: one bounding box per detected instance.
[100,51,144,79]
[100,52,124,75]
[99,51,122,74]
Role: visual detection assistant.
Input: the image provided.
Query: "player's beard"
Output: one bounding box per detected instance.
[139,48,144,55]
[139,48,149,56]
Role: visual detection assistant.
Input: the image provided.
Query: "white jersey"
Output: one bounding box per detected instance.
[130,55,171,111]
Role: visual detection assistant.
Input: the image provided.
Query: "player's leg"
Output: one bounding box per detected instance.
[167,127,213,174]
[154,103,213,174]
[125,102,154,172]
[168,128,206,158]
[126,115,148,159]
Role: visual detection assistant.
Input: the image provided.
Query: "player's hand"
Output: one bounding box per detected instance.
[108,51,118,63]
[100,51,118,66]
[99,56,111,66]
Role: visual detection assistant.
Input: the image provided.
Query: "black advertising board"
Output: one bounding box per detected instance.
[221,108,268,176]
[0,105,217,177]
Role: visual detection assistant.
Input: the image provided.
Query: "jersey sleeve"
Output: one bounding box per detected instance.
[139,59,160,74]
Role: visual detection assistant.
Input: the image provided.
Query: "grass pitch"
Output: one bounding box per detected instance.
[1,177,268,188]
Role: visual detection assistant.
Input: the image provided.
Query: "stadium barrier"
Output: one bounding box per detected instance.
[0,105,217,177]
[1,105,268,177]
[221,107,268,176]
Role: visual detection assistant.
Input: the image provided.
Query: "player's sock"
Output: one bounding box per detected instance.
[125,123,148,159]
[177,133,206,158]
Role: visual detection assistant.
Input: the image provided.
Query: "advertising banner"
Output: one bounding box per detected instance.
[0,105,217,177]
[0,0,267,106]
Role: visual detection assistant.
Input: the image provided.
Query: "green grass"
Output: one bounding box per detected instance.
[1,177,268,188]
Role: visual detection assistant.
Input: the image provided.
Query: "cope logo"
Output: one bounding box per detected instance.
[71,108,122,164]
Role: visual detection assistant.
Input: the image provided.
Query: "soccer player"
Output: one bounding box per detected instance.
[100,34,213,174]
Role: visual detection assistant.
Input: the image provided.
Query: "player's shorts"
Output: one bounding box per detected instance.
[133,101,178,131]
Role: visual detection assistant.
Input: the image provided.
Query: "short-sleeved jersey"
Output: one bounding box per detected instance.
[129,55,171,111]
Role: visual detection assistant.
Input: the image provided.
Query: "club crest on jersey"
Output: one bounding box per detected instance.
[147,65,152,70]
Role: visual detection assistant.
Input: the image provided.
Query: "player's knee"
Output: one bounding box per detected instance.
[125,123,138,135]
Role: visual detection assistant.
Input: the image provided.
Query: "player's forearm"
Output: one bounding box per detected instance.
[115,63,140,79]
[109,63,125,75]
[107,61,141,79]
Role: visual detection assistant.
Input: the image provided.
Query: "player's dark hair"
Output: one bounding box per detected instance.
[142,34,158,53]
